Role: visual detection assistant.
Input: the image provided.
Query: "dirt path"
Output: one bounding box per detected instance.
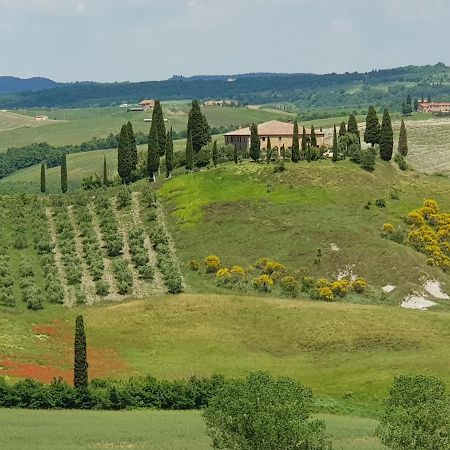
[44,207,73,307]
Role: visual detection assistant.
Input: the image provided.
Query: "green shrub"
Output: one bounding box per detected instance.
[95,280,110,296]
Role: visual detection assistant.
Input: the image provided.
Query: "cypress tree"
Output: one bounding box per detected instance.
[398,119,409,157]
[347,113,360,140]
[291,120,300,162]
[103,155,108,185]
[165,128,174,178]
[40,163,46,194]
[338,121,347,137]
[310,125,317,147]
[332,125,338,162]
[249,123,260,162]
[265,137,272,164]
[379,108,394,161]
[147,123,160,181]
[117,124,131,183]
[185,130,194,171]
[61,154,68,193]
[212,140,218,167]
[233,144,238,164]
[74,315,88,389]
[301,126,307,159]
[152,100,166,156]
[127,121,138,171]
[364,106,381,147]
[187,100,211,153]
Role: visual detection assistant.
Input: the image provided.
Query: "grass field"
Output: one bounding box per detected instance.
[0,409,385,450]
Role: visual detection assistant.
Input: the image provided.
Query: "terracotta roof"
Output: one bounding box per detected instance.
[223,120,324,136]
[419,101,450,106]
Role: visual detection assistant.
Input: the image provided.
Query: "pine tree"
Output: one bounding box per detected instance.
[152,100,167,156]
[364,106,380,147]
[212,140,218,167]
[187,100,211,153]
[40,163,46,194]
[74,315,88,389]
[103,155,108,185]
[165,128,174,178]
[249,123,260,162]
[310,125,317,147]
[379,108,394,161]
[398,119,409,157]
[338,121,347,137]
[117,124,131,183]
[332,125,338,162]
[301,126,307,160]
[291,120,300,162]
[233,144,238,164]
[127,121,138,171]
[185,130,194,171]
[147,122,160,181]
[347,113,360,140]
[61,154,68,193]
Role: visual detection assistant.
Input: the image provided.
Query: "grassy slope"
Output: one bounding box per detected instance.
[0,409,385,450]
[158,160,450,303]
[0,105,294,152]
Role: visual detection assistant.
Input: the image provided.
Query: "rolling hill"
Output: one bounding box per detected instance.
[0,76,59,95]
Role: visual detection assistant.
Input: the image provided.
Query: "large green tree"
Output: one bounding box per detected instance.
[152,100,166,156]
[187,100,211,153]
[203,371,332,450]
[249,123,260,162]
[74,315,88,389]
[61,154,68,193]
[332,125,338,162]
[147,122,160,181]
[165,128,174,178]
[364,106,380,147]
[117,124,131,183]
[338,121,347,137]
[347,113,360,141]
[301,125,307,160]
[380,108,394,161]
[185,130,194,171]
[398,119,409,157]
[127,121,138,170]
[40,163,46,193]
[310,124,317,147]
[291,119,300,162]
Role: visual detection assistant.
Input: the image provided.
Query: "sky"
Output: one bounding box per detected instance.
[0,0,449,82]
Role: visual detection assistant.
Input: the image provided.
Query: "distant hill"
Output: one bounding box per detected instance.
[1,63,450,109]
[0,76,60,95]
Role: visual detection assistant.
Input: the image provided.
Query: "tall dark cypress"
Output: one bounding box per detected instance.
[127,121,138,170]
[379,108,394,161]
[249,123,260,162]
[103,155,108,185]
[74,315,88,389]
[152,101,167,156]
[291,119,300,162]
[265,137,272,164]
[61,154,68,193]
[187,100,211,153]
[398,119,409,157]
[338,121,347,137]
[165,128,174,178]
[212,140,218,167]
[117,124,131,183]
[310,125,317,147]
[364,106,380,147]
[234,144,238,164]
[147,122,160,181]
[301,126,307,159]
[332,125,338,162]
[185,130,194,171]
[40,163,46,194]
[347,113,360,140]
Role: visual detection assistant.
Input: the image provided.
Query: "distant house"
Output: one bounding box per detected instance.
[203,100,234,107]
[33,115,48,121]
[138,99,156,109]
[417,100,450,114]
[224,120,326,151]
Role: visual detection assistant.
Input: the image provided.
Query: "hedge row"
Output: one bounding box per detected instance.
[95,193,123,257]
[0,252,15,307]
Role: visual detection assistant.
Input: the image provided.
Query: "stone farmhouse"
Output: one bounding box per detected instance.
[138,99,156,109]
[417,100,450,114]
[224,120,325,151]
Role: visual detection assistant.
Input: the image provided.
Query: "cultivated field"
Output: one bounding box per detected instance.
[0,409,385,450]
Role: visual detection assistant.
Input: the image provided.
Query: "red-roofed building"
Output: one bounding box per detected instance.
[417,100,450,114]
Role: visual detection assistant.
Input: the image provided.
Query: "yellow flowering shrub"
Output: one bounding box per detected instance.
[331,280,350,297]
[255,257,269,269]
[352,278,367,293]
[406,211,425,227]
[263,260,285,275]
[319,287,334,302]
[280,275,298,296]
[382,223,394,233]
[216,268,232,283]
[252,274,274,292]
[231,265,246,280]
[316,278,330,289]
[205,255,221,273]
[187,259,200,271]
[423,199,439,214]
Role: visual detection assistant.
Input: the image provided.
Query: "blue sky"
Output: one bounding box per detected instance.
[0,0,449,82]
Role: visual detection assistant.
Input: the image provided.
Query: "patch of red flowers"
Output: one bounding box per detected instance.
[32,325,57,336]
[0,358,72,383]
